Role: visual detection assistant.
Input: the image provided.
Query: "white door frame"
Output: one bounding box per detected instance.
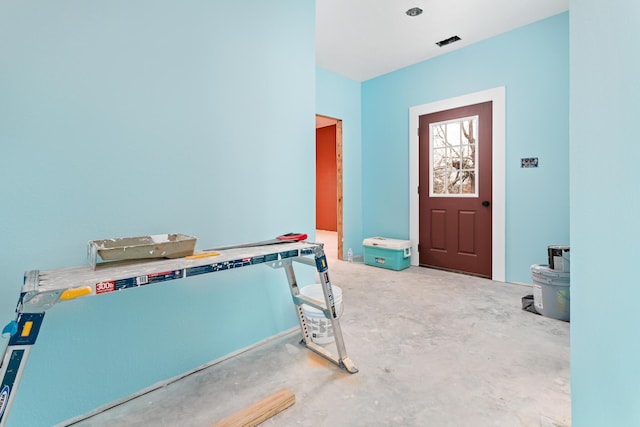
[409,87,506,282]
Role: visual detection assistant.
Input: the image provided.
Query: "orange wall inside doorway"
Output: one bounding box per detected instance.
[316,125,337,230]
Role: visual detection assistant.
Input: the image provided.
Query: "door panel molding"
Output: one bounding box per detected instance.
[458,211,476,255]
[409,87,506,282]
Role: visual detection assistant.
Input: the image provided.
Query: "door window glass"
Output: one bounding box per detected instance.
[430,116,478,196]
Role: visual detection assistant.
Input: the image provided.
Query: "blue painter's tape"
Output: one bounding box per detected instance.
[1,321,18,338]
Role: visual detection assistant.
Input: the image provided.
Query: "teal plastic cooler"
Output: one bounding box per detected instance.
[363,237,412,271]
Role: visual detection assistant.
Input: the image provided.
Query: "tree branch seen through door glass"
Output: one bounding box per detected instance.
[430,117,478,196]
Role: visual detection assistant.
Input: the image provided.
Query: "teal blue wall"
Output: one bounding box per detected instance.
[0,1,315,425]
[361,13,569,283]
[571,1,640,425]
[316,68,363,257]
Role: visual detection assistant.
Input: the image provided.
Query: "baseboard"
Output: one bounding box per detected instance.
[510,281,533,288]
[57,327,299,426]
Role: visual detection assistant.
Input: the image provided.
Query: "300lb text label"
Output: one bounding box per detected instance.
[95,281,115,294]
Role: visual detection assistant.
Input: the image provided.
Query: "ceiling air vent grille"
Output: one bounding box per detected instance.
[436,35,461,47]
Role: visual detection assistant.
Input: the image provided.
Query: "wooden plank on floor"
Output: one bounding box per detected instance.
[210,388,295,427]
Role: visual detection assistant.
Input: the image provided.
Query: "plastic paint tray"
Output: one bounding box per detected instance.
[88,234,197,269]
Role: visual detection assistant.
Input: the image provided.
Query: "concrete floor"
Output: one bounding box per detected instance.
[67,232,571,427]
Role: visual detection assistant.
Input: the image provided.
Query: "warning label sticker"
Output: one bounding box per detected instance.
[147,270,183,284]
[533,284,543,309]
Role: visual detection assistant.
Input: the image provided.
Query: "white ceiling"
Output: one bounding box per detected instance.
[316,0,569,82]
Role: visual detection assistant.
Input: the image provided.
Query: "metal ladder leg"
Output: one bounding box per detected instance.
[0,312,46,427]
[284,247,358,374]
[282,259,315,346]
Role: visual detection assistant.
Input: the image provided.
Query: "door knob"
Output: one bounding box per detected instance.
[482,200,490,207]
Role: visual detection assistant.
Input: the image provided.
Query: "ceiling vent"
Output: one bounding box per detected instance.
[436,35,461,47]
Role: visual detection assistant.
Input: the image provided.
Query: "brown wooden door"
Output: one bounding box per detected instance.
[418,101,492,278]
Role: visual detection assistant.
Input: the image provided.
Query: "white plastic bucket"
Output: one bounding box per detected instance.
[300,284,343,345]
[531,264,570,321]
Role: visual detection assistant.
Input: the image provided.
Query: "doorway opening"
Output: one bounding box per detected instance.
[315,114,343,261]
